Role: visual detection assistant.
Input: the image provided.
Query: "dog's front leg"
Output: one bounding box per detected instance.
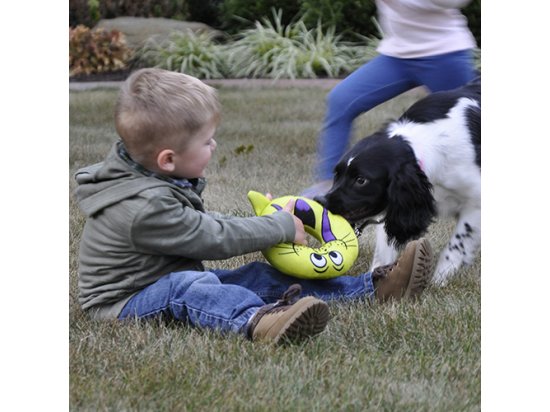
[433,207,481,285]
[370,225,400,272]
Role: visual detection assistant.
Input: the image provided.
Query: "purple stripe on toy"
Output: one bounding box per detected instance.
[295,199,316,228]
[274,199,337,242]
[321,208,337,242]
[295,199,309,212]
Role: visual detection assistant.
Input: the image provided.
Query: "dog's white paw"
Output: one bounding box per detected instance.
[432,259,460,286]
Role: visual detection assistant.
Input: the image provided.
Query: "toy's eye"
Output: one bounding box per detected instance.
[328,251,343,266]
[355,176,369,186]
[310,253,327,268]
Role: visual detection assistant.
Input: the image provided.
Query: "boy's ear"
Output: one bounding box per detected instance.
[156,149,176,173]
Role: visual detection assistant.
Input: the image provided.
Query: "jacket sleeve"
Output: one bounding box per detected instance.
[130,194,296,260]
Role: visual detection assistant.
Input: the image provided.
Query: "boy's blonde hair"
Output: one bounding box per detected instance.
[115,68,220,167]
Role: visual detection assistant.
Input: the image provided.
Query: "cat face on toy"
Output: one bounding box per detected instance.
[272,237,355,274]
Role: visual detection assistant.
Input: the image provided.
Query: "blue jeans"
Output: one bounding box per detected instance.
[118,262,375,336]
[316,49,478,180]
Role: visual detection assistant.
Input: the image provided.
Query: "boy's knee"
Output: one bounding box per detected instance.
[167,270,220,292]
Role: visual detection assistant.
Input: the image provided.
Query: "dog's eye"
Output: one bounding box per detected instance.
[355,176,369,186]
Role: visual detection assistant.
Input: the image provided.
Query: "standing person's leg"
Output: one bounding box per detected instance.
[303,55,419,198]
[410,49,477,92]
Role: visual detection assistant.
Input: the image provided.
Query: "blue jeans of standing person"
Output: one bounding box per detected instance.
[118,262,375,336]
[315,49,478,181]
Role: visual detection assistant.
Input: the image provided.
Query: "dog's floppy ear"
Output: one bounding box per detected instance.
[384,162,436,246]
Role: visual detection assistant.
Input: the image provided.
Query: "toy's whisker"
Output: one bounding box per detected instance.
[272,245,295,250]
[340,233,353,241]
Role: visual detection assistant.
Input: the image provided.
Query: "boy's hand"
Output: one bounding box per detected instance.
[282,199,308,245]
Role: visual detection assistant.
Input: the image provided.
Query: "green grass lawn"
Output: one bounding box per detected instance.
[69,85,480,411]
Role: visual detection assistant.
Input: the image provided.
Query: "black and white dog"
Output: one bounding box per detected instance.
[318,78,481,285]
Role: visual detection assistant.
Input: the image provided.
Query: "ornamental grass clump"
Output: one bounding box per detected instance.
[294,24,379,78]
[136,30,229,79]
[227,9,379,79]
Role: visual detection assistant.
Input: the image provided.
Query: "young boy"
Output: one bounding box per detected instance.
[75,68,434,344]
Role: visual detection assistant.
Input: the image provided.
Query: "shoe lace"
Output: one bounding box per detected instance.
[246,284,303,339]
[274,284,302,307]
[262,284,304,316]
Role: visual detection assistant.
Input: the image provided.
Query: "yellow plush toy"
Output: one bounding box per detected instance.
[248,191,359,279]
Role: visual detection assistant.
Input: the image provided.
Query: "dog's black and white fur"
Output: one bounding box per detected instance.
[319,78,480,285]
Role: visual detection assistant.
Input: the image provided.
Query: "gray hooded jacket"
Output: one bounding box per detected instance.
[75,142,295,320]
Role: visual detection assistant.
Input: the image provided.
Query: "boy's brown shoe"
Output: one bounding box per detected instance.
[248,284,330,344]
[372,238,434,302]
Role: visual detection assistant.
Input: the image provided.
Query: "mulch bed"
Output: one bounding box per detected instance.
[69,69,132,83]
[69,69,344,91]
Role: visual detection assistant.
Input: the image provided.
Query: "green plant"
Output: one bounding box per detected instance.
[135,30,228,79]
[99,0,190,21]
[234,144,254,155]
[131,9,382,80]
[87,0,100,24]
[296,25,379,78]
[69,25,132,76]
[187,0,223,28]
[463,0,481,46]
[227,9,378,79]
[219,0,301,34]
[69,0,94,27]
[70,0,191,27]
[299,0,379,41]
[473,47,481,70]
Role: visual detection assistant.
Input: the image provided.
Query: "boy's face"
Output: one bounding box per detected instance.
[170,120,217,179]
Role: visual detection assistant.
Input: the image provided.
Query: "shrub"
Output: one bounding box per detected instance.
[219,0,301,34]
[99,0,189,21]
[69,0,190,27]
[69,25,133,76]
[187,0,224,28]
[299,0,480,44]
[135,30,228,79]
[463,0,481,46]
[217,0,480,45]
[69,0,95,27]
[299,0,379,41]
[216,0,379,40]
[70,0,480,48]
[227,9,378,79]
[133,9,379,79]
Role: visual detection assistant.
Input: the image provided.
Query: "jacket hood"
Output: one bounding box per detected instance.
[74,142,205,217]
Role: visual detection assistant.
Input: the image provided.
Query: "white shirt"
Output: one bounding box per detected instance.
[376,0,477,58]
